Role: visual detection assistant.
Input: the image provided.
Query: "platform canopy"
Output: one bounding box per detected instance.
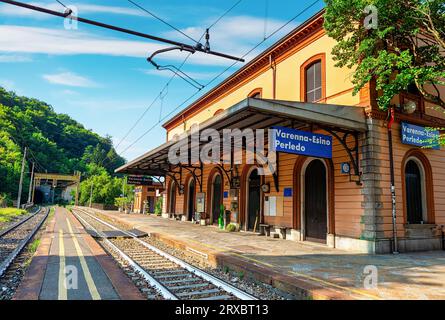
[115,98,367,177]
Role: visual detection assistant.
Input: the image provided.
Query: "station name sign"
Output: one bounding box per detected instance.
[401,122,440,150]
[127,175,153,185]
[272,126,332,158]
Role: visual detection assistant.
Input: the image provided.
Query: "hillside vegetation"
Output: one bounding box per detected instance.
[0,87,126,203]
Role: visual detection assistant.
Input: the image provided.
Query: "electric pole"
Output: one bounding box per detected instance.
[17,146,27,209]
[27,162,35,204]
[89,182,94,208]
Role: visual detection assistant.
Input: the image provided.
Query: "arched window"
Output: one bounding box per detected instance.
[248,88,262,98]
[305,61,322,102]
[300,53,326,103]
[405,158,427,224]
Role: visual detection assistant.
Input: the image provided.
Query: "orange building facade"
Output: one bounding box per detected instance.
[117,11,445,253]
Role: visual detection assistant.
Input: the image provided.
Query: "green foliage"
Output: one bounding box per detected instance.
[0,193,13,208]
[324,0,445,110]
[154,197,163,215]
[0,207,27,223]
[225,223,237,232]
[0,86,126,200]
[78,169,133,206]
[28,239,41,254]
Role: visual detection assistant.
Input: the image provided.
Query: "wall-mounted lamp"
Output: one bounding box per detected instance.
[398,100,417,114]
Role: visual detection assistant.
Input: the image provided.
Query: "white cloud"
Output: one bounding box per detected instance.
[0,54,32,62]
[164,15,295,55]
[0,14,299,68]
[42,71,98,87]
[0,25,233,66]
[0,2,146,18]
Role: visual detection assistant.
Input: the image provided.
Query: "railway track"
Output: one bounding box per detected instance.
[0,207,49,278]
[72,207,258,301]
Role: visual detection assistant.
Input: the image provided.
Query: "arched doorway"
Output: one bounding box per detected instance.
[211,174,223,224]
[405,159,425,224]
[303,159,327,242]
[247,168,261,231]
[168,181,176,213]
[187,179,195,221]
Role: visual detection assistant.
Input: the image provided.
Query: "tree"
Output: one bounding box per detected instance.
[324,0,445,110]
[77,167,133,207]
[0,86,127,201]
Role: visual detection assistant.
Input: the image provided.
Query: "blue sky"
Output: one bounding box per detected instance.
[0,0,325,161]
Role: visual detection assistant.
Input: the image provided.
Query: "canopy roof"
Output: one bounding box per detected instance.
[115,98,367,176]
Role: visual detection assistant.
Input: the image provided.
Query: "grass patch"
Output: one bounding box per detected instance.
[28,239,41,254]
[0,208,27,223]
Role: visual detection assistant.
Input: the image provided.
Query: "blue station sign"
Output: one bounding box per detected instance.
[401,122,440,149]
[272,126,332,158]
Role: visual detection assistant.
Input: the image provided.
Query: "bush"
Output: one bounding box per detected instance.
[154,197,163,216]
[226,223,237,232]
[0,193,12,208]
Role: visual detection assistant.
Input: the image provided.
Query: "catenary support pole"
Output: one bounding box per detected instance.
[89,182,94,208]
[17,147,27,209]
[27,162,35,204]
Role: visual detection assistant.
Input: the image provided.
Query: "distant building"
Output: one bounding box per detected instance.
[133,182,164,214]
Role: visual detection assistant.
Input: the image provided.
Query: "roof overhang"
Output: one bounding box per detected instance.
[115,98,367,175]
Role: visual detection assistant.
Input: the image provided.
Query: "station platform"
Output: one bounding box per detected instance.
[14,207,143,300]
[94,209,445,300]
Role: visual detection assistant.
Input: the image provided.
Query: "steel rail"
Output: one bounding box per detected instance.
[0,0,245,63]
[0,206,41,238]
[73,207,258,300]
[72,210,178,300]
[0,207,49,278]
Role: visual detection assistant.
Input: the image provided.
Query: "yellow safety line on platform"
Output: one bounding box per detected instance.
[65,217,101,300]
[170,234,381,300]
[58,229,67,300]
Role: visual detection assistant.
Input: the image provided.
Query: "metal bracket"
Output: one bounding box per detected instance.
[182,162,204,192]
[147,46,204,90]
[323,128,361,185]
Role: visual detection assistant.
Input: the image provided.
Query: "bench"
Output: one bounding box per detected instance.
[259,224,271,236]
[264,225,289,239]
[171,213,185,220]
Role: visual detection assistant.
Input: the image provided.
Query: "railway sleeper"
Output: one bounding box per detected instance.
[176,288,223,298]
[167,282,210,291]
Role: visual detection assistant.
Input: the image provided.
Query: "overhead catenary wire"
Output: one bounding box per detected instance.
[111,0,245,152]
[127,0,199,44]
[102,0,322,168]
[0,0,244,63]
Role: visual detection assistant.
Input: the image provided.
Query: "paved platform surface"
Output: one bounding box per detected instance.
[14,207,143,300]
[94,209,445,300]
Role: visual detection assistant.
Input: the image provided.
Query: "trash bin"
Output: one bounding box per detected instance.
[224,210,231,227]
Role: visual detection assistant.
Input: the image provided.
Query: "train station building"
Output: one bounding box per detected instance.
[116,10,445,254]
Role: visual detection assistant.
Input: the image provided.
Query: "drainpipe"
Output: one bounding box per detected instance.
[387,106,399,254]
